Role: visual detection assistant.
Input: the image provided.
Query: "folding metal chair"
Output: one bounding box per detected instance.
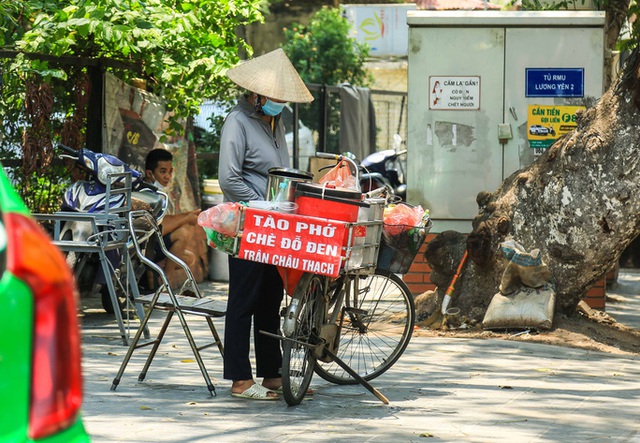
[110,210,225,396]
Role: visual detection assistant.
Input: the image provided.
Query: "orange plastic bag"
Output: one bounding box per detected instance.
[318,159,358,190]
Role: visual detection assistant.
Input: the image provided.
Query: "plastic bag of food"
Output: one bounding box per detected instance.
[318,159,358,190]
[203,227,238,254]
[383,203,425,236]
[197,202,241,237]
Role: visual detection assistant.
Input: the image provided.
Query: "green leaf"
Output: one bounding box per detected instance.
[68,17,91,27]
[135,18,153,29]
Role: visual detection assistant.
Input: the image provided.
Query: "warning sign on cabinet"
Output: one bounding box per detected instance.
[429,76,480,110]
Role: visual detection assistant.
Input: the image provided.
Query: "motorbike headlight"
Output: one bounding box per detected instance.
[83,157,95,172]
[96,157,125,185]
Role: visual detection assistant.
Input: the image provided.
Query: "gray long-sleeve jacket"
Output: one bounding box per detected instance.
[218,96,290,202]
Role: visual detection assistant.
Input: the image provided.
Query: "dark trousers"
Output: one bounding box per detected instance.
[223,256,284,381]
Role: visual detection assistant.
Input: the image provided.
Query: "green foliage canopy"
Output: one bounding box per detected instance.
[282,6,372,87]
[0,0,266,210]
[6,0,266,125]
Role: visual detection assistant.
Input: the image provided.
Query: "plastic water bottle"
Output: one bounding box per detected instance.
[349,208,368,269]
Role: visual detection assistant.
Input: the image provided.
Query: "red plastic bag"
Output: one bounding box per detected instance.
[383,203,424,236]
[318,159,358,190]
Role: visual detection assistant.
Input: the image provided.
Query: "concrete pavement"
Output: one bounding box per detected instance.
[79,273,640,442]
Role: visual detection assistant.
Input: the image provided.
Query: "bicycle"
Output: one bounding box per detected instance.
[215,153,429,405]
[272,153,424,405]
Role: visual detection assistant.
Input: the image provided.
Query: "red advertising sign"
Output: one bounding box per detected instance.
[238,208,348,278]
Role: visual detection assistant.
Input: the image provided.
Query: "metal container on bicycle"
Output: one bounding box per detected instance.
[266,167,313,203]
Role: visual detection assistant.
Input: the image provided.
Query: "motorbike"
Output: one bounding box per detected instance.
[359,134,407,201]
[56,144,167,312]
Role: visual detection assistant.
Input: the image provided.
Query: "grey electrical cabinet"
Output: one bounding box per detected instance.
[407,11,605,233]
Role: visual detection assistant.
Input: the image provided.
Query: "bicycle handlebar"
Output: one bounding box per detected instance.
[314,152,360,189]
[315,152,339,160]
[364,186,389,200]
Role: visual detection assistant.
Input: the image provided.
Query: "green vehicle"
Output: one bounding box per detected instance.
[0,168,90,442]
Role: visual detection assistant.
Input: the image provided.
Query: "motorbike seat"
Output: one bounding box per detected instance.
[132,191,166,219]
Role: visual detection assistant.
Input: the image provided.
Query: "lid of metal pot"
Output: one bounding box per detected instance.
[268,167,313,180]
[296,182,362,200]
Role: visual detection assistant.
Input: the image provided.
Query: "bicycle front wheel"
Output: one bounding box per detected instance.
[281,272,326,405]
[315,269,415,384]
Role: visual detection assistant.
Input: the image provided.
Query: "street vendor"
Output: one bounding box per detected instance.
[219,48,313,401]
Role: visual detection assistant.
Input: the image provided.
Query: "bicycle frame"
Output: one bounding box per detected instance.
[278,266,416,406]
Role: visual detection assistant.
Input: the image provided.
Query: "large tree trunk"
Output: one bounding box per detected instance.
[425,45,640,320]
[604,0,630,89]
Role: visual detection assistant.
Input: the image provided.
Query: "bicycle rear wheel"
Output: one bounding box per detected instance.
[315,269,415,385]
[281,272,326,405]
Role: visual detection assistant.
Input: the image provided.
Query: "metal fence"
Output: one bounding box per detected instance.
[371,90,407,150]
[193,84,408,172]
[291,84,407,159]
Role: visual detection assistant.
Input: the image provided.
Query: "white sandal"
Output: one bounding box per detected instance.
[231,384,279,401]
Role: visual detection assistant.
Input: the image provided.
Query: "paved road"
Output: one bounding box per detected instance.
[79,274,640,442]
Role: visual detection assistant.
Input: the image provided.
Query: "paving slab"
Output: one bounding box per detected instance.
[79,274,640,443]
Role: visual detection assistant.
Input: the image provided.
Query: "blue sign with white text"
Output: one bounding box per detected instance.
[525,68,584,98]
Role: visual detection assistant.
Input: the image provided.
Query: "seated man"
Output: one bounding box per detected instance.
[144,148,208,288]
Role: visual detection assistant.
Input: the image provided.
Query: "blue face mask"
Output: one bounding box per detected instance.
[261,99,286,116]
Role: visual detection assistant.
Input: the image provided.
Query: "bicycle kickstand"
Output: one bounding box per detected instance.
[322,347,389,405]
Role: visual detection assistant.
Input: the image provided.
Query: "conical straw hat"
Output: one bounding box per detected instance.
[226,48,314,103]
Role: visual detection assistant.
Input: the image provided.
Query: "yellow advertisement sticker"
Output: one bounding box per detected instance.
[527,105,585,149]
